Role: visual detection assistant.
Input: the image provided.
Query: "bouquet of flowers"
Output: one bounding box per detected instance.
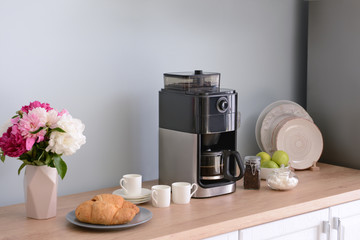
[0,101,86,179]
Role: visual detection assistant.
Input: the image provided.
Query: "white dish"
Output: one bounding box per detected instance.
[127,197,151,204]
[255,100,290,151]
[260,102,313,155]
[271,116,298,151]
[66,207,152,229]
[273,118,323,170]
[112,188,151,200]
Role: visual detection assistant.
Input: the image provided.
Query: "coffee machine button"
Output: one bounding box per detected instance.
[217,97,229,113]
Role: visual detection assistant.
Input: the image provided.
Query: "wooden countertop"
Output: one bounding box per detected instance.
[1,163,360,240]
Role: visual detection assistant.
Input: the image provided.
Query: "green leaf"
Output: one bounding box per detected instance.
[37,150,44,162]
[53,155,67,179]
[48,161,55,168]
[26,148,34,160]
[19,153,30,161]
[51,127,66,133]
[33,160,44,166]
[37,141,48,150]
[0,152,5,163]
[19,159,33,166]
[45,152,52,165]
[18,162,27,175]
[30,127,45,134]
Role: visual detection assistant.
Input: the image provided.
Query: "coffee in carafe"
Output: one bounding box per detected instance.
[201,151,223,180]
[201,150,243,181]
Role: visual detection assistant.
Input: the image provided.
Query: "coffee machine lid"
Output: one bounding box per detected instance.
[164,70,220,92]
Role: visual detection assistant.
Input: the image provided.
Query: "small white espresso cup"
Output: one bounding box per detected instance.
[172,182,198,204]
[119,174,142,196]
[151,185,171,208]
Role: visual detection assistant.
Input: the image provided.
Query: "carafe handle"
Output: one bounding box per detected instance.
[223,150,244,181]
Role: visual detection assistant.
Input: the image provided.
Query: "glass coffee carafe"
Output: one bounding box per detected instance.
[200,150,243,181]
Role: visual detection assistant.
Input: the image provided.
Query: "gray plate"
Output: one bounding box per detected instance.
[66,207,152,229]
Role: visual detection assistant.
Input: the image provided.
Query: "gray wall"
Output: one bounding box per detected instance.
[0,0,308,207]
[307,0,360,169]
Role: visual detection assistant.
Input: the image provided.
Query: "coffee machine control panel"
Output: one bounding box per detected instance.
[217,97,229,113]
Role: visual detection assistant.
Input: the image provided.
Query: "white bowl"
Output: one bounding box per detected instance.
[260,168,278,180]
[261,166,291,180]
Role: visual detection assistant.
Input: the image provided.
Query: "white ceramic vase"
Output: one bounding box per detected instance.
[24,165,58,219]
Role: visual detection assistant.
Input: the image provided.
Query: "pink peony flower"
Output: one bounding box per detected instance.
[11,117,20,125]
[58,109,69,117]
[0,125,27,157]
[21,101,53,114]
[18,108,47,150]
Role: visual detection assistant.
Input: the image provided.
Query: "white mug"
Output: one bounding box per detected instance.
[119,174,142,196]
[172,182,198,204]
[151,185,171,208]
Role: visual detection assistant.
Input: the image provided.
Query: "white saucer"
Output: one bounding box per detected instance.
[112,188,151,200]
[127,197,151,204]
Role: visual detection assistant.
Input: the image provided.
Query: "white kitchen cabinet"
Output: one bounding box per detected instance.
[329,200,360,240]
[204,200,360,240]
[204,230,238,240]
[238,208,329,240]
[238,200,360,240]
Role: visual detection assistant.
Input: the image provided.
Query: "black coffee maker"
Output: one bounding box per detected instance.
[158,70,244,198]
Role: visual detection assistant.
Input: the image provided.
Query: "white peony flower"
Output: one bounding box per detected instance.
[46,109,61,129]
[46,114,86,156]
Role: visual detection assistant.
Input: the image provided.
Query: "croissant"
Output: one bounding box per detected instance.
[75,194,139,225]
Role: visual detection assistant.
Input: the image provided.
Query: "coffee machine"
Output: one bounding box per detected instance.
[159,70,244,198]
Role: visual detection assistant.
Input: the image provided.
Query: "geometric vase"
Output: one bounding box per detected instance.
[24,165,58,219]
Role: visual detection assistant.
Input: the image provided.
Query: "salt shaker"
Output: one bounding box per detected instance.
[243,156,261,189]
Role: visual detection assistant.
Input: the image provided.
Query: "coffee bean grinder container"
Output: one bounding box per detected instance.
[159,70,244,198]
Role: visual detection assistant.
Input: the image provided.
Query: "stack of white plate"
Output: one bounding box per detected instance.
[256,100,323,170]
[112,188,151,204]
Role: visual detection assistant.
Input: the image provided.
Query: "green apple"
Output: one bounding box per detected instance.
[261,160,280,168]
[256,152,271,165]
[272,150,289,167]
